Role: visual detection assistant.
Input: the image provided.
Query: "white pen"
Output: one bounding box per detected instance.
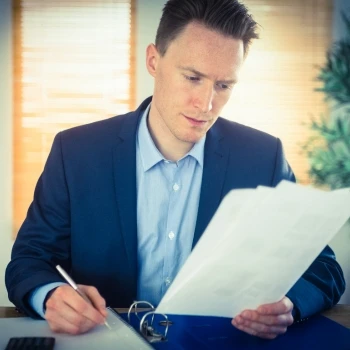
[56,264,111,330]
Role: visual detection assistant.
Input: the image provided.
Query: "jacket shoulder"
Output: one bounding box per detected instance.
[59,111,134,143]
[215,117,279,148]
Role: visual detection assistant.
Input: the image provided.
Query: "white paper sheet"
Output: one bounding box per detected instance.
[0,308,152,349]
[156,181,350,318]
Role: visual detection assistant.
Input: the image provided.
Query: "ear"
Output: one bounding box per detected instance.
[146,44,160,78]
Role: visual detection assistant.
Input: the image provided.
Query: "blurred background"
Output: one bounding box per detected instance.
[0,0,349,306]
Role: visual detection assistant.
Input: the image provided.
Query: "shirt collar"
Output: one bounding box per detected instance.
[137,103,206,172]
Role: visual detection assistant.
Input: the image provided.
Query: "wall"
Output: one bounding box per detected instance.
[0,0,13,306]
[135,0,164,103]
[333,0,350,41]
[0,0,349,306]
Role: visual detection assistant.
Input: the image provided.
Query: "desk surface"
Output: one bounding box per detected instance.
[0,305,349,329]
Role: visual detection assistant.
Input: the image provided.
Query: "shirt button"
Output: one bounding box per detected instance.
[165,277,171,286]
[173,183,180,191]
[168,231,175,240]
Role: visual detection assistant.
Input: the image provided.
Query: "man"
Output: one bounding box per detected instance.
[6,0,345,339]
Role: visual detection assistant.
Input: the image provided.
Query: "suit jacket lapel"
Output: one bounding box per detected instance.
[112,97,152,276]
[192,122,229,248]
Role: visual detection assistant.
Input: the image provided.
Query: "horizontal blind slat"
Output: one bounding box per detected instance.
[13,0,134,235]
[222,0,332,184]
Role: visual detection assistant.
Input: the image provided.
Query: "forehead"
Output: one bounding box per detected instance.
[164,22,244,80]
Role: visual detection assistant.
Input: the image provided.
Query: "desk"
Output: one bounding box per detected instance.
[1,306,350,350]
[0,305,349,328]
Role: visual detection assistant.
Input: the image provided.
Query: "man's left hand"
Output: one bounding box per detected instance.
[231,297,294,339]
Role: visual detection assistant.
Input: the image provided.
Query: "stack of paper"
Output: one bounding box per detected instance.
[156,181,350,318]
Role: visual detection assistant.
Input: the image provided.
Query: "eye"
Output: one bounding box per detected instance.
[184,75,200,82]
[216,83,232,90]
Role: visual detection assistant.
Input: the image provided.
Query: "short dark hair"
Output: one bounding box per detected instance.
[155,0,259,57]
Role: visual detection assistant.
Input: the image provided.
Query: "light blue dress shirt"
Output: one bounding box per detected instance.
[29,103,205,316]
[136,104,205,306]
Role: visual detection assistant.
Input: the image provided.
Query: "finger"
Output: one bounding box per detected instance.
[46,307,96,335]
[232,321,278,338]
[257,297,293,315]
[236,319,287,334]
[45,295,97,334]
[48,285,105,325]
[235,325,278,339]
[47,298,94,329]
[79,285,107,317]
[232,320,282,339]
[239,310,294,327]
[256,332,278,340]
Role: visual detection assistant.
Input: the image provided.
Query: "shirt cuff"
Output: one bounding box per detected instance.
[28,282,66,319]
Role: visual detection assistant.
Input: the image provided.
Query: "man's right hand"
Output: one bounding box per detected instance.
[44,284,107,334]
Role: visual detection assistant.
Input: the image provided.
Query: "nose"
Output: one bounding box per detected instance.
[193,84,214,113]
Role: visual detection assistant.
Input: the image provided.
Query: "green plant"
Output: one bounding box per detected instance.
[303,13,350,189]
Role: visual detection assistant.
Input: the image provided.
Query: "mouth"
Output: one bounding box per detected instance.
[183,114,208,127]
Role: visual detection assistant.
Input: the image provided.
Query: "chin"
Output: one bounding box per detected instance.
[179,133,205,144]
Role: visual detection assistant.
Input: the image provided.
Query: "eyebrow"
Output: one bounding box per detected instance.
[178,65,237,84]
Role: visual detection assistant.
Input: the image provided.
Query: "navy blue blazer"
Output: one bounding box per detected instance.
[6,97,345,319]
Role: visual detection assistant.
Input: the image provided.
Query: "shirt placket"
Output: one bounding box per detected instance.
[161,160,182,296]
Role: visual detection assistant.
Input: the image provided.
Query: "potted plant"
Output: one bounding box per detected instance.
[303,13,350,303]
[303,14,350,189]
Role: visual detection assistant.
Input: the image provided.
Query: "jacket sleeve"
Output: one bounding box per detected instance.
[272,138,346,318]
[5,132,69,318]
[286,246,345,319]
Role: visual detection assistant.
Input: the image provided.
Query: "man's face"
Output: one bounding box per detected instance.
[147,22,244,148]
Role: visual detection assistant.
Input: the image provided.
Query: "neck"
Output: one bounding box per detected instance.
[147,105,194,162]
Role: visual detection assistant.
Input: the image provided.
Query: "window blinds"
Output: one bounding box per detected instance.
[13,0,135,234]
[222,0,333,183]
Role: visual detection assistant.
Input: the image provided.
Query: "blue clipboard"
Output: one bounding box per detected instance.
[121,311,350,350]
